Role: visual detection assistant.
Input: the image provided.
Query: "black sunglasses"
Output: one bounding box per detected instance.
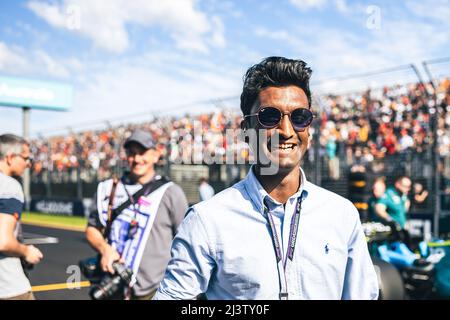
[14,154,33,165]
[244,106,314,131]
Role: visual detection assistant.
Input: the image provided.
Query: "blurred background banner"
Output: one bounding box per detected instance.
[0,75,73,111]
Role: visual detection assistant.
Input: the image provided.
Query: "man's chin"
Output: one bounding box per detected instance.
[268,152,301,168]
[256,158,300,175]
[131,170,147,178]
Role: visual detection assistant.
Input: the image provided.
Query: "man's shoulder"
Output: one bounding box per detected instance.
[384,188,398,199]
[161,181,187,201]
[96,177,116,188]
[0,173,24,201]
[190,182,247,216]
[305,181,354,208]
[164,180,183,192]
[386,187,397,193]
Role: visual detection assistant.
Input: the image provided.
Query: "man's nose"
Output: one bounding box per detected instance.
[278,113,295,138]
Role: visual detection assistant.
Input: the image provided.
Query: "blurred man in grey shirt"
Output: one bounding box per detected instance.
[0,134,43,300]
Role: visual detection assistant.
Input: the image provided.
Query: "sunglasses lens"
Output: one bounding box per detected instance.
[291,108,313,130]
[258,107,281,128]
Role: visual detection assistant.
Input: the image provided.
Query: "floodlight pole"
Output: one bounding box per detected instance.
[22,106,31,211]
[312,94,323,186]
[422,61,441,237]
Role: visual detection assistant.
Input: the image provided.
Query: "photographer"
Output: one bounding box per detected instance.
[0,134,43,300]
[85,130,188,300]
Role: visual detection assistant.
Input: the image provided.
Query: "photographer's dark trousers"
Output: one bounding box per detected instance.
[130,289,156,300]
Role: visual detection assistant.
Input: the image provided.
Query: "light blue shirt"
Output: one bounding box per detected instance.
[154,167,379,300]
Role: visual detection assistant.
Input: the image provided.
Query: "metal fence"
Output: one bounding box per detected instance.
[30,151,450,210]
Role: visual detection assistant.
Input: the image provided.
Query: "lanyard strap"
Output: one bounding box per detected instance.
[123,185,142,218]
[264,191,304,300]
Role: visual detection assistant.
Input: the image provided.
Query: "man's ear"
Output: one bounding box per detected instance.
[307,131,312,149]
[5,152,14,166]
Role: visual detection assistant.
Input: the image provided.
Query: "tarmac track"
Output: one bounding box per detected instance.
[22,224,95,300]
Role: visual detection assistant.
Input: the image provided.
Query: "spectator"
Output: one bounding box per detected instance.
[28,78,449,192]
[411,182,429,212]
[0,134,43,300]
[198,177,215,202]
[375,176,412,230]
[368,177,386,222]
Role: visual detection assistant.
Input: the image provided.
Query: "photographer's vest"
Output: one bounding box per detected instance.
[96,176,173,287]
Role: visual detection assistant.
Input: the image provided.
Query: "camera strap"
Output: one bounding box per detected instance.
[103,176,119,238]
[103,175,170,239]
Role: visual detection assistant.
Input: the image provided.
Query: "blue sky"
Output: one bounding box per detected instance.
[0,0,449,136]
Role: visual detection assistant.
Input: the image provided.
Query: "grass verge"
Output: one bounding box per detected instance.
[21,212,87,232]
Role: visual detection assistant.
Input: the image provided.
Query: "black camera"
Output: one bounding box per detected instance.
[79,255,103,283]
[89,261,133,300]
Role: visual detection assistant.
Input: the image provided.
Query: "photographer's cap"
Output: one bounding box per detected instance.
[124,129,156,150]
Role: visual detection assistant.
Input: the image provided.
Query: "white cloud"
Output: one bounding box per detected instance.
[0,40,243,136]
[35,50,71,78]
[254,27,307,53]
[0,42,29,73]
[218,1,243,19]
[254,19,437,95]
[0,41,84,81]
[27,0,226,54]
[26,56,242,135]
[210,16,226,48]
[289,0,362,14]
[254,28,291,41]
[254,0,449,93]
[290,0,327,10]
[405,0,450,25]
[334,0,349,14]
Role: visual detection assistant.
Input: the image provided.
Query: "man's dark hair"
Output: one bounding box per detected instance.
[240,56,313,117]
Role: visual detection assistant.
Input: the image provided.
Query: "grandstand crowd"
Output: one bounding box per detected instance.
[30,79,450,183]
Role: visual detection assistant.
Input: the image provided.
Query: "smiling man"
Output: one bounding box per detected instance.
[85,129,188,300]
[154,57,379,300]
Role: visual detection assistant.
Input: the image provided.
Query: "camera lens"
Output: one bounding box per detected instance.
[89,262,133,300]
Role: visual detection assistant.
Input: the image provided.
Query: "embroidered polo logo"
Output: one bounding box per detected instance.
[325,243,330,254]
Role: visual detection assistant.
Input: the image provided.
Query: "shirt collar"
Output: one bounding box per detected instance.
[244,165,309,213]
